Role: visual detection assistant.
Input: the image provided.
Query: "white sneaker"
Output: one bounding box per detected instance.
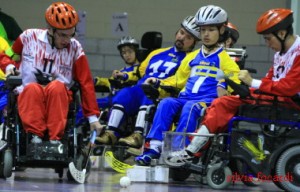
[31,135,42,144]
[50,140,62,145]
[164,150,194,167]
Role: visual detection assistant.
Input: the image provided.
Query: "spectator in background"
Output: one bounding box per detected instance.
[0,8,23,45]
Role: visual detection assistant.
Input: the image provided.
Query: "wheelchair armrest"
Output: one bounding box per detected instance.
[122,80,137,87]
[253,89,292,98]
[141,84,159,100]
[225,78,250,99]
[108,79,123,89]
[6,75,22,88]
[160,85,180,97]
[94,85,110,93]
[69,81,80,94]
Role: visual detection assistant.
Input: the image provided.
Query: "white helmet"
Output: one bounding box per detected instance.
[117,36,139,50]
[181,16,201,40]
[195,5,228,26]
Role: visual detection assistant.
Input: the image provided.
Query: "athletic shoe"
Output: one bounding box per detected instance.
[164,150,194,167]
[31,135,42,144]
[135,149,160,166]
[95,131,118,145]
[118,132,143,148]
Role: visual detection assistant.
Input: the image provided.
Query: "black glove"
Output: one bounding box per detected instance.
[34,68,53,86]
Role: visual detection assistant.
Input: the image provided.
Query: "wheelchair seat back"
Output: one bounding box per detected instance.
[138,31,162,62]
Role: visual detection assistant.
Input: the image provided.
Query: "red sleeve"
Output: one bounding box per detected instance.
[73,55,100,117]
[259,55,300,96]
[0,53,19,72]
[0,36,23,71]
[12,37,23,55]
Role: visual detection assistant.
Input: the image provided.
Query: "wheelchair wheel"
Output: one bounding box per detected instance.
[169,168,191,181]
[0,149,13,178]
[235,159,261,187]
[207,163,232,189]
[275,145,300,192]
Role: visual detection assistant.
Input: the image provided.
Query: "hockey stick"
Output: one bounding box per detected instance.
[68,130,97,184]
[104,150,133,173]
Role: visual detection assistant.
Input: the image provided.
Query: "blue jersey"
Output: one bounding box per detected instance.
[123,47,187,85]
[161,48,240,101]
[120,63,139,73]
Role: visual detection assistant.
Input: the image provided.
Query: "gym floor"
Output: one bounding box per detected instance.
[0,166,282,192]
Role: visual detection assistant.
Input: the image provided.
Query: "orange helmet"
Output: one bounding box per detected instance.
[226,22,239,43]
[256,8,293,34]
[45,2,79,29]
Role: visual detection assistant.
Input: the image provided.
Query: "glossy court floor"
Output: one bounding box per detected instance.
[0,165,283,192]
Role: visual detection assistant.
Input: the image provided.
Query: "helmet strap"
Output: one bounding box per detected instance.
[47,28,56,49]
[203,43,219,52]
[273,30,289,55]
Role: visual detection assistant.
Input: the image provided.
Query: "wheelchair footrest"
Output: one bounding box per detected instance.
[182,162,205,174]
[26,142,68,161]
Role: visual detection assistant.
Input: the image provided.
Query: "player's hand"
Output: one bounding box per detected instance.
[112,70,124,80]
[144,77,157,85]
[6,67,19,77]
[217,87,229,97]
[90,121,104,145]
[238,70,253,86]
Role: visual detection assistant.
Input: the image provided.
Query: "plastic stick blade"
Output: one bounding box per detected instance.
[68,162,86,184]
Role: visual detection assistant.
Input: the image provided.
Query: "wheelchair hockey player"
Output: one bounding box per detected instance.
[0,2,102,180]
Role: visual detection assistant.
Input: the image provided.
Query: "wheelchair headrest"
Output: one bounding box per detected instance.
[141,31,162,49]
[225,47,248,71]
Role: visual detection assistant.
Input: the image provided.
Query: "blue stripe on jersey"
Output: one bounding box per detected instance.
[138,47,187,84]
[120,63,139,73]
[179,48,223,101]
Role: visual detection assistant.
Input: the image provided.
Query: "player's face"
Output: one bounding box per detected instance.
[224,37,234,48]
[120,46,137,65]
[200,26,220,46]
[174,28,196,52]
[53,28,76,49]
[263,33,281,52]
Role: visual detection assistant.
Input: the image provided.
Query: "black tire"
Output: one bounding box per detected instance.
[235,159,261,187]
[1,149,13,178]
[271,168,285,190]
[0,152,4,178]
[275,145,300,192]
[207,163,232,189]
[169,168,191,181]
[55,168,64,179]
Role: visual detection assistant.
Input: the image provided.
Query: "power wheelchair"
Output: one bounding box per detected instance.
[0,76,92,181]
[89,31,164,163]
[162,77,300,191]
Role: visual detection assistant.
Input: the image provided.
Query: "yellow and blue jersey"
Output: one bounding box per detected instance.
[95,63,140,88]
[124,47,188,85]
[161,47,240,101]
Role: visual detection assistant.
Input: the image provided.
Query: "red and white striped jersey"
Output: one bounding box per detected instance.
[12,28,99,117]
[260,35,300,96]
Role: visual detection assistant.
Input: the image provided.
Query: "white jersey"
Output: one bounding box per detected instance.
[17,29,83,88]
[12,28,99,117]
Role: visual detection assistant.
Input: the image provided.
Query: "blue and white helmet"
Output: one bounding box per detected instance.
[181,16,201,40]
[195,5,228,26]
